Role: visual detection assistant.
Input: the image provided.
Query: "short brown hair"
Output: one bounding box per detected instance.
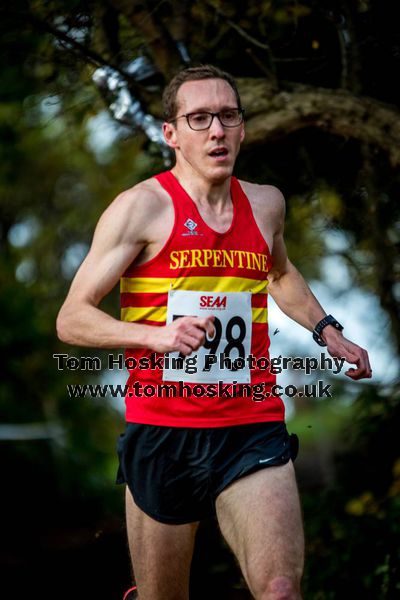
[162,64,242,122]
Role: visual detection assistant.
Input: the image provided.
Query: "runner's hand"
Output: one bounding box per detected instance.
[147,316,215,355]
[323,327,372,380]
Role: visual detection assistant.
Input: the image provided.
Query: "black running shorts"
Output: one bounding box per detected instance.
[116,421,299,524]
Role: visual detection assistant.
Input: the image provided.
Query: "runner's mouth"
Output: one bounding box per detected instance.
[209,147,229,159]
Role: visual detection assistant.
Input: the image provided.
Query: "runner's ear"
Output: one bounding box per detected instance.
[163,121,179,149]
[240,121,245,143]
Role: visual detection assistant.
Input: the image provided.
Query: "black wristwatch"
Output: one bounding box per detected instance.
[312,314,343,346]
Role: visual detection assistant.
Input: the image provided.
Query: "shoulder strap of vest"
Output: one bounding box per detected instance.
[153,170,174,192]
[230,175,251,218]
[154,170,197,214]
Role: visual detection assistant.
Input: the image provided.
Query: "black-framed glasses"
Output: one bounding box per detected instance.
[169,108,244,131]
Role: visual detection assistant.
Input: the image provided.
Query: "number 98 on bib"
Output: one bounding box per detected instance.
[163,290,252,383]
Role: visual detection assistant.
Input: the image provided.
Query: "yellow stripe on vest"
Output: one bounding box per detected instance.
[252,307,268,324]
[121,276,268,294]
[121,306,167,322]
[121,306,268,324]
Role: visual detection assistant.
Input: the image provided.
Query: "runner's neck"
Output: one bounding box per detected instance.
[171,166,232,212]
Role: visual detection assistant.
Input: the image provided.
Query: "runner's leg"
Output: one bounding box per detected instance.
[125,487,199,600]
[215,461,304,600]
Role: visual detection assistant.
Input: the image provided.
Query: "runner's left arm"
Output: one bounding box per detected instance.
[267,190,372,381]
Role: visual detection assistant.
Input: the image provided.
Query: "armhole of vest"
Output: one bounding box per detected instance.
[123,173,178,273]
[232,177,273,266]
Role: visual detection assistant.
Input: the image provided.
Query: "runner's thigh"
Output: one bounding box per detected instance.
[126,488,199,600]
[215,462,304,599]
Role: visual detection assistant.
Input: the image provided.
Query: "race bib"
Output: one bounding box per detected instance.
[163,289,252,383]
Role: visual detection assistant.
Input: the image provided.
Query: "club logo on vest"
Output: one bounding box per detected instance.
[182,218,202,236]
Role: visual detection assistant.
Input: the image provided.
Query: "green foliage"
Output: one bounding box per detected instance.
[0,1,154,515]
[301,385,400,598]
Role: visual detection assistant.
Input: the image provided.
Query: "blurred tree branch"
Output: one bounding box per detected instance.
[7,3,400,166]
[238,80,400,166]
[109,0,183,78]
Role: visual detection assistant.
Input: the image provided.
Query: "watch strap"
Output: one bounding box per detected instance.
[312,314,343,346]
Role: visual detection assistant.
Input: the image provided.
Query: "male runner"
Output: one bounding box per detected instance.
[57,65,372,600]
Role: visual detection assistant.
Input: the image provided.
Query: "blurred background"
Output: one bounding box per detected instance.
[1,1,399,598]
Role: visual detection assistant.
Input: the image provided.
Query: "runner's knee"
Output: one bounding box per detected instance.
[259,576,300,600]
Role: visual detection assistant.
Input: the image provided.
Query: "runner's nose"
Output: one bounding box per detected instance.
[209,115,225,139]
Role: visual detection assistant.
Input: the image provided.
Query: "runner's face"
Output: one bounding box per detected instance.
[163,79,245,182]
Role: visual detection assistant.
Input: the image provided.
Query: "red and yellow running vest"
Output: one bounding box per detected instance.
[120,170,284,426]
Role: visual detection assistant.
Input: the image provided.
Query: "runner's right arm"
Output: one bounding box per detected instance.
[56,185,214,354]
